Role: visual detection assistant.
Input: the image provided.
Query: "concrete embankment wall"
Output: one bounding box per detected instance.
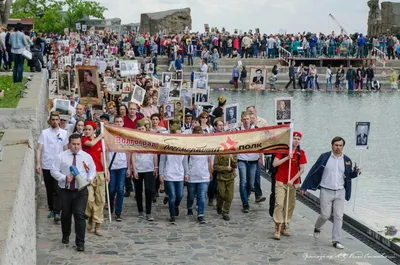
[0,72,48,265]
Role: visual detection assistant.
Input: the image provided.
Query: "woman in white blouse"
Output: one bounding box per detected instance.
[186,126,213,224]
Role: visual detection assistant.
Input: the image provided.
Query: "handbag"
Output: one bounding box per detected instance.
[22,49,32,60]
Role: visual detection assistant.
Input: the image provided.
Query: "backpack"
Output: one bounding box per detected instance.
[269,146,301,217]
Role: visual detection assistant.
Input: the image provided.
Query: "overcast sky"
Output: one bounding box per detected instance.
[96,0,380,34]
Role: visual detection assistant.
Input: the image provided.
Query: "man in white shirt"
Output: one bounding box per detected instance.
[36,112,68,222]
[51,133,96,252]
[235,111,263,213]
[300,136,360,249]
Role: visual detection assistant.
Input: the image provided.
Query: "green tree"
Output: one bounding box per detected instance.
[10,0,106,33]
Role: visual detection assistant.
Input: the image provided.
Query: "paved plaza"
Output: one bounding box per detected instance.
[36,176,394,265]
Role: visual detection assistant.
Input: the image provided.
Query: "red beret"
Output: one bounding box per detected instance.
[84,121,97,130]
[293,131,302,138]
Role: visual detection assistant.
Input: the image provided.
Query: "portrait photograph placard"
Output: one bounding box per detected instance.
[176,70,183,80]
[174,100,184,121]
[152,78,160,89]
[355,122,370,148]
[275,97,292,123]
[195,89,209,105]
[158,87,169,107]
[163,103,175,120]
[224,104,238,125]
[249,67,267,90]
[169,80,182,101]
[162,72,172,88]
[75,54,83,66]
[49,78,58,97]
[193,72,208,93]
[122,82,132,94]
[130,85,145,105]
[145,63,154,74]
[120,60,139,76]
[180,88,193,108]
[54,99,70,120]
[76,65,101,105]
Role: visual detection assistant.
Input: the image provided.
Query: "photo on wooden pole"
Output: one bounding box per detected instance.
[249,67,267,90]
[355,122,370,148]
[76,65,101,105]
[275,97,292,123]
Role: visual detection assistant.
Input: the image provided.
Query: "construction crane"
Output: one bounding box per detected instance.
[329,13,348,35]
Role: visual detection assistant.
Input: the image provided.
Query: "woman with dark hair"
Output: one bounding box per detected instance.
[118,104,128,117]
[72,118,85,136]
[212,96,226,119]
[9,23,28,83]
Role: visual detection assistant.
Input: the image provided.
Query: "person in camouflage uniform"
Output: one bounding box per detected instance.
[213,154,238,221]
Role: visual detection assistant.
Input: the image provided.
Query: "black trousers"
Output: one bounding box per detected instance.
[285,76,296,89]
[134,172,155,214]
[60,187,88,247]
[43,169,60,214]
[207,171,218,200]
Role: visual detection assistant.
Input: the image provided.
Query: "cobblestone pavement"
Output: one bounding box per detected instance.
[37,177,394,265]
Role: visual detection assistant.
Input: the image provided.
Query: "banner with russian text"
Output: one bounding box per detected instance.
[103,124,291,155]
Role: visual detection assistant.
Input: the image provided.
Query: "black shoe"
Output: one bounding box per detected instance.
[169,216,176,224]
[223,215,230,221]
[54,213,61,222]
[242,204,250,213]
[198,216,206,224]
[116,214,122,222]
[163,197,168,205]
[124,191,131,197]
[208,198,213,206]
[175,206,180,216]
[76,245,85,252]
[187,209,193,216]
[217,208,222,215]
[62,236,69,244]
[152,196,157,203]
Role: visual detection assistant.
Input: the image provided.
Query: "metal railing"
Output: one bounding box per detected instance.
[278,46,292,65]
[373,47,386,67]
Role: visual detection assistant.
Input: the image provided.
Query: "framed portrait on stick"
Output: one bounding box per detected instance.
[355,122,370,148]
[275,97,292,123]
[174,100,184,122]
[224,104,238,125]
[76,65,101,105]
[163,103,175,120]
[169,80,182,101]
[49,78,58,97]
[54,99,70,120]
[130,85,145,105]
[249,67,267,90]
[158,87,169,106]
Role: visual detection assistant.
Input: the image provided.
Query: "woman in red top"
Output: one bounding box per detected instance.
[272,131,307,240]
[81,121,109,236]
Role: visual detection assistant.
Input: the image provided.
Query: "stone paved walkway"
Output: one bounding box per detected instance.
[36,176,394,265]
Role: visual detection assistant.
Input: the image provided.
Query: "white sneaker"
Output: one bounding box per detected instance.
[333,242,344,249]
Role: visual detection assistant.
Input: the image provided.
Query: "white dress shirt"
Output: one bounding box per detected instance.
[51,149,96,189]
[135,153,155,173]
[107,152,128,170]
[188,155,210,183]
[38,127,68,169]
[320,152,345,190]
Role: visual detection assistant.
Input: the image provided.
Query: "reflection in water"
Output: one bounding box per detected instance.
[212,90,400,232]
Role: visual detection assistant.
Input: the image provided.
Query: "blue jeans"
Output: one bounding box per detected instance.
[348,79,354,90]
[311,46,317,57]
[238,160,257,206]
[13,53,24,83]
[254,164,263,197]
[326,77,332,89]
[187,182,209,216]
[138,44,144,56]
[164,181,184,217]
[212,62,218,71]
[108,168,127,215]
[187,54,193,65]
[305,76,314,89]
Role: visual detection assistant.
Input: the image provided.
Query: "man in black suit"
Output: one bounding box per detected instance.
[252,69,264,84]
[164,105,174,118]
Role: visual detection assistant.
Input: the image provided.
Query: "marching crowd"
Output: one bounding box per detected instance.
[28,26,360,253]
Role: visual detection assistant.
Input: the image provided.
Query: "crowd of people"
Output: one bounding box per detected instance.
[29,24,360,253]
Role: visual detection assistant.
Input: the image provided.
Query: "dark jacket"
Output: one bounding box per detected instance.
[31,45,44,72]
[300,152,358,201]
[366,68,374,79]
[288,65,295,78]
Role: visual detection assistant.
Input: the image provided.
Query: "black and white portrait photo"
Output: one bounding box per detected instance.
[355,122,370,147]
[249,67,267,90]
[49,78,58,97]
[195,89,209,105]
[169,80,182,100]
[120,60,139,76]
[174,100,184,121]
[162,72,172,88]
[180,88,193,108]
[145,63,154,74]
[225,104,238,125]
[158,87,169,106]
[130,85,145,105]
[176,70,183,80]
[163,103,175,120]
[275,97,292,123]
[193,72,208,92]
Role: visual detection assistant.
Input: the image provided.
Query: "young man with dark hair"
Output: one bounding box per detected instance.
[300,136,360,249]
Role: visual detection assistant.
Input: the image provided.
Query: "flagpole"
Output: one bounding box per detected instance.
[100,122,112,222]
[352,148,363,212]
[285,123,294,225]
